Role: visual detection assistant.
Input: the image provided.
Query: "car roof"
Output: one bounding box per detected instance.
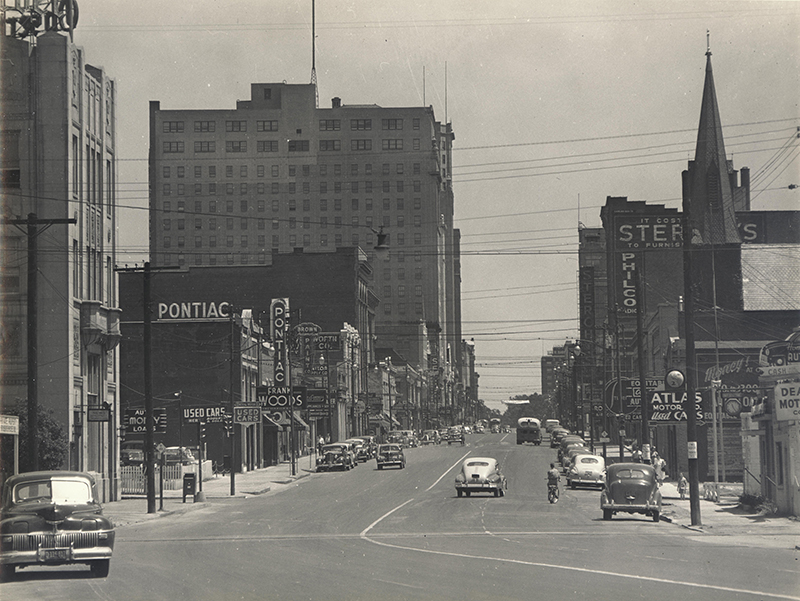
[607,463,655,475]
[463,457,497,467]
[3,471,96,486]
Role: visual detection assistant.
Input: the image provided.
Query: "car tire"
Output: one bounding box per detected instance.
[493,489,499,497]
[377,464,383,470]
[1,564,16,582]
[91,559,110,578]
[603,509,613,521]
[570,481,576,489]
[465,491,471,497]
[457,490,463,498]
[652,511,660,523]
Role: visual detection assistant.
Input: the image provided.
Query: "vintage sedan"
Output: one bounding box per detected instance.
[566,453,606,489]
[376,444,405,470]
[0,471,115,580]
[316,443,355,472]
[454,457,507,497]
[601,463,662,522]
[561,445,589,470]
[344,438,370,463]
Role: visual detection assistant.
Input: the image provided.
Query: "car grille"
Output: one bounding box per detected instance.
[6,532,101,551]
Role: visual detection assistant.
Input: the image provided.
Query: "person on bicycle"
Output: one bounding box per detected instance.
[547,463,560,490]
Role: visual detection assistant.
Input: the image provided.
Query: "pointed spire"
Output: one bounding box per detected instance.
[688,39,740,245]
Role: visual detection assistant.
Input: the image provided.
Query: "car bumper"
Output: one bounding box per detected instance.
[1,532,114,567]
[377,460,403,467]
[601,501,660,513]
[456,482,503,491]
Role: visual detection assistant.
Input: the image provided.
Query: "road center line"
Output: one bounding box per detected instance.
[360,499,415,537]
[360,535,800,601]
[425,451,471,492]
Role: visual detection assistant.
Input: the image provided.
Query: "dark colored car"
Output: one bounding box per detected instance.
[600,463,662,522]
[376,444,405,469]
[0,471,115,580]
[316,443,355,471]
[550,427,570,448]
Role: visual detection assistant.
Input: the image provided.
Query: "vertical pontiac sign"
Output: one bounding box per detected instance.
[613,212,682,315]
[271,298,290,396]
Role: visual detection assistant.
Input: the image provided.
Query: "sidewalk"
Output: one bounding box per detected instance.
[659,481,800,549]
[106,460,316,527]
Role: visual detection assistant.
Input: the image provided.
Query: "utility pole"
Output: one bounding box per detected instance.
[682,173,702,526]
[6,213,75,471]
[116,262,178,514]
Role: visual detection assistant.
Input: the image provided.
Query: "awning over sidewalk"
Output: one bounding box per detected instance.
[266,411,309,431]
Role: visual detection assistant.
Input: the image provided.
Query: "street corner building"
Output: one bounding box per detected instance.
[1,23,121,501]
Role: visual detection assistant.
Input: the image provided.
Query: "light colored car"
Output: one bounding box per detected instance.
[163,446,196,465]
[601,463,662,522]
[561,445,589,469]
[0,471,115,580]
[454,457,507,498]
[566,453,606,489]
[376,444,405,469]
[344,438,369,462]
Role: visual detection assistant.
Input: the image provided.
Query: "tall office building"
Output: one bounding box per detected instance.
[1,29,120,500]
[148,83,461,421]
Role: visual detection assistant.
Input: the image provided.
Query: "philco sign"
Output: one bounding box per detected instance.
[774,384,800,421]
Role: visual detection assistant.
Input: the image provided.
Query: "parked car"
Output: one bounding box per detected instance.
[544,419,560,433]
[120,447,144,466]
[0,471,115,580]
[550,427,570,448]
[344,438,370,463]
[455,457,507,497]
[162,446,196,465]
[316,443,355,471]
[561,445,590,469]
[376,444,406,470]
[566,454,606,489]
[601,463,662,522]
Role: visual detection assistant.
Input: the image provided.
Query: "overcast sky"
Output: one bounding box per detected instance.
[70,0,799,412]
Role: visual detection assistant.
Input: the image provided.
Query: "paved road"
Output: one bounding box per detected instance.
[2,432,798,600]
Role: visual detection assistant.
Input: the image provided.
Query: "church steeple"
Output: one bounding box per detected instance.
[686,37,741,245]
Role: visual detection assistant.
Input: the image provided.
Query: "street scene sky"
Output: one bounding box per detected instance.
[71,0,799,412]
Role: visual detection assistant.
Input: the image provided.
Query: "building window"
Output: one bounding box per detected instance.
[413,118,420,130]
[257,165,265,177]
[413,138,421,150]
[258,218,266,230]
[257,120,278,132]
[194,121,216,132]
[194,141,215,153]
[415,285,422,297]
[319,140,342,152]
[226,183,234,195]
[272,235,279,248]
[177,184,185,196]
[272,200,279,212]
[415,268,422,280]
[163,236,171,248]
[194,183,202,195]
[209,236,216,248]
[351,182,358,193]
[396,181,404,192]
[414,233,422,245]
[240,200,248,212]
[272,219,279,230]
[257,183,266,194]
[241,235,248,247]
[226,120,247,132]
[240,183,247,195]
[351,139,372,151]
[397,216,405,228]
[351,119,372,130]
[288,140,310,152]
[351,216,359,227]
[163,141,184,153]
[195,218,202,230]
[384,303,392,315]
[319,119,341,131]
[382,139,403,151]
[382,119,403,130]
[163,166,170,178]
[240,165,247,177]
[195,236,202,248]
[209,166,216,178]
[320,234,328,246]
[396,199,404,210]
[209,218,216,230]
[257,140,278,152]
[226,236,234,247]
[397,233,405,246]
[320,216,328,228]
[289,235,296,246]
[365,181,373,193]
[226,141,247,153]
[162,121,184,133]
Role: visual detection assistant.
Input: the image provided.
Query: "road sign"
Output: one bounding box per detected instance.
[0,415,19,435]
[234,405,261,424]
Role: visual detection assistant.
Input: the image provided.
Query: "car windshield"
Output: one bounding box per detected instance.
[616,469,647,479]
[382,445,401,452]
[14,479,92,504]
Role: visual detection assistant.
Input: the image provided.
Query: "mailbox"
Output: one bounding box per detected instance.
[182,473,197,503]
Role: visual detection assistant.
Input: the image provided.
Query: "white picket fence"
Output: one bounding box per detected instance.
[120,464,187,494]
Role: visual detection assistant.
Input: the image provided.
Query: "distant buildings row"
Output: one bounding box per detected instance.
[541,50,799,515]
[0,28,478,501]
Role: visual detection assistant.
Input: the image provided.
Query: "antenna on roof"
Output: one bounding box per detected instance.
[311,0,319,107]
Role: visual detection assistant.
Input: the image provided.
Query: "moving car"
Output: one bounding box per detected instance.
[376,444,405,469]
[0,471,115,580]
[550,427,570,448]
[420,430,440,445]
[566,453,606,489]
[600,463,662,522]
[454,457,507,497]
[446,426,464,445]
[162,446,196,465]
[316,443,356,471]
[344,438,370,463]
[544,419,560,433]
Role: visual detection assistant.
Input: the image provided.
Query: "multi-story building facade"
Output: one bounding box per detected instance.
[1,31,120,500]
[147,83,461,423]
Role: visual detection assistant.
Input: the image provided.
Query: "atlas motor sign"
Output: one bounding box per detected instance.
[774,383,800,421]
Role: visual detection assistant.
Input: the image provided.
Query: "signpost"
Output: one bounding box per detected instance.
[1,415,19,475]
[233,406,261,424]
